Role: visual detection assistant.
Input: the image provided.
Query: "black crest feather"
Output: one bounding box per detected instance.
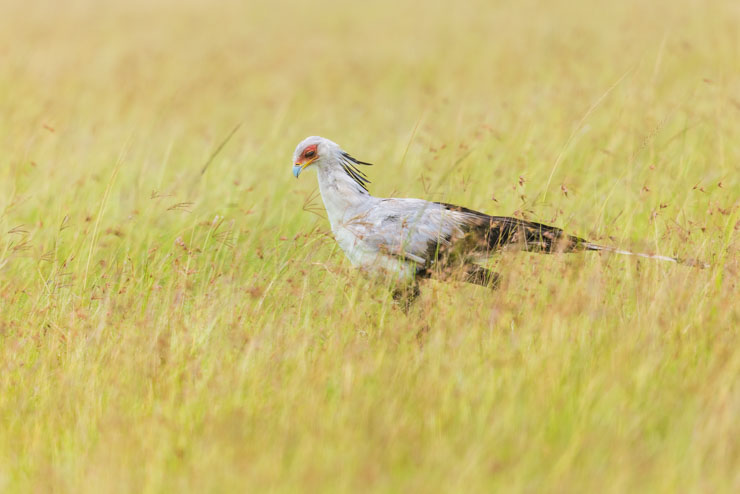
[340,153,373,191]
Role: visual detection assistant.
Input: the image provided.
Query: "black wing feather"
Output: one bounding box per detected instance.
[436,202,595,254]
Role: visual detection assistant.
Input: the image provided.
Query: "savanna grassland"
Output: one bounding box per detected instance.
[0,0,738,492]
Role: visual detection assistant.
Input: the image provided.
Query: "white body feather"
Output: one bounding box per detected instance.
[316,163,472,281]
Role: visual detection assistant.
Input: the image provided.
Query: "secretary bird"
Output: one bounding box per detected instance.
[292,136,701,303]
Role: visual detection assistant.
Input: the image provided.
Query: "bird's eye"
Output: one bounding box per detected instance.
[305,149,316,158]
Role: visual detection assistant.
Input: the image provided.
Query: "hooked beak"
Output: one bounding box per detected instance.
[292,157,317,178]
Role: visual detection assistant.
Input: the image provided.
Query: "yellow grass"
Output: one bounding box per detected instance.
[0,0,738,491]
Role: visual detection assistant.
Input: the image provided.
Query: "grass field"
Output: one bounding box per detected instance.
[1,0,738,491]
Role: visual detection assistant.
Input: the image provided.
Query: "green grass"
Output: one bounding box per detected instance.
[0,0,738,491]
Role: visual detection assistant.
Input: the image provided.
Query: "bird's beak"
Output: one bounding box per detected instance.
[292,157,317,178]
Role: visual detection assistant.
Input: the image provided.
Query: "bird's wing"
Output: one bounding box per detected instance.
[351,198,480,265]
[435,203,593,254]
[352,199,595,267]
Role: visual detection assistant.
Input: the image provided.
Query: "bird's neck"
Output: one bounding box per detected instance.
[317,163,372,229]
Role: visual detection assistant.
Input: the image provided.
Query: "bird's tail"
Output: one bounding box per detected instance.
[583,242,709,268]
[437,205,710,269]
[445,207,710,269]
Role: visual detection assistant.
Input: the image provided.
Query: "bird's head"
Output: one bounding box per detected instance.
[292,136,341,178]
[292,136,373,191]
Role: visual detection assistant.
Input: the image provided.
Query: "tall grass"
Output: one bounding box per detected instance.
[0,0,737,491]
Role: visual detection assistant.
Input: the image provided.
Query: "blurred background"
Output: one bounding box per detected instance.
[0,1,738,492]
[2,0,737,228]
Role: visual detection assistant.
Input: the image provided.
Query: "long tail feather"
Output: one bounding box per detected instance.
[583,243,709,268]
[437,203,708,268]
